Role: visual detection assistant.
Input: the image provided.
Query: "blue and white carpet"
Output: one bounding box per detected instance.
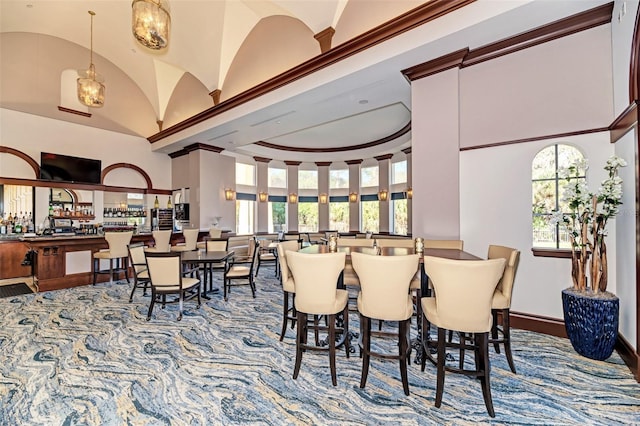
[1,266,638,425]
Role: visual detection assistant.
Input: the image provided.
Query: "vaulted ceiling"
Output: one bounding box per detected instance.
[0,0,611,163]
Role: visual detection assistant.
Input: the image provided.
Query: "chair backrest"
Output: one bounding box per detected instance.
[182,228,199,250]
[105,231,133,258]
[287,251,346,315]
[375,238,413,248]
[128,244,147,275]
[351,251,419,321]
[145,252,183,289]
[424,256,505,333]
[424,239,463,250]
[488,245,520,306]
[152,229,172,252]
[277,240,300,292]
[206,239,228,252]
[209,227,222,238]
[337,238,374,247]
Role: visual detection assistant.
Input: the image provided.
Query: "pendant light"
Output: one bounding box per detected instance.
[132,0,171,50]
[77,11,105,108]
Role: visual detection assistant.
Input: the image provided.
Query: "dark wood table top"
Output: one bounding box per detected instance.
[181,250,235,263]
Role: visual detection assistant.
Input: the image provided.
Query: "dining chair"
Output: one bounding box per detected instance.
[144,251,201,321]
[424,239,464,250]
[287,250,350,386]
[146,229,171,252]
[420,256,506,417]
[209,227,222,239]
[93,231,133,285]
[374,238,414,248]
[255,238,278,278]
[204,239,229,282]
[351,251,420,395]
[277,240,301,341]
[170,228,199,252]
[337,238,374,247]
[127,243,150,302]
[488,244,521,373]
[223,237,259,300]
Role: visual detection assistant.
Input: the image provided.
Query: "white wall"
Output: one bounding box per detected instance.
[460,133,615,319]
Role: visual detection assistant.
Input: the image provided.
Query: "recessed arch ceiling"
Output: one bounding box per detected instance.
[0,0,612,163]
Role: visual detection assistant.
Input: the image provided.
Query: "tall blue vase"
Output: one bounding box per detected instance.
[561,288,619,361]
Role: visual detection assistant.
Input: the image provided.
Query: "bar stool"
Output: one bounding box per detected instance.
[93,231,133,285]
[170,228,199,252]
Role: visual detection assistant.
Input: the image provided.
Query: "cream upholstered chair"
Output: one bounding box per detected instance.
[255,238,278,277]
[146,229,171,253]
[421,256,506,418]
[351,251,419,395]
[337,238,374,247]
[127,243,150,302]
[287,251,350,386]
[277,240,301,341]
[223,237,259,300]
[488,245,520,374]
[209,227,222,239]
[93,231,133,285]
[202,239,229,282]
[170,228,199,252]
[374,238,414,248]
[424,239,464,250]
[145,251,201,321]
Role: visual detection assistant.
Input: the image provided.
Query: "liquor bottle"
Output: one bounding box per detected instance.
[49,204,54,217]
[167,196,172,209]
[154,196,160,209]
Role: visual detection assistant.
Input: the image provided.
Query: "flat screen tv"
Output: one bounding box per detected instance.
[40,152,102,185]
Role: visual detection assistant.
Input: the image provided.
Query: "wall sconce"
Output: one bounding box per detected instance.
[224,188,235,201]
[349,192,358,203]
[258,191,268,203]
[288,193,298,204]
[406,187,413,199]
[319,193,328,204]
[378,189,388,202]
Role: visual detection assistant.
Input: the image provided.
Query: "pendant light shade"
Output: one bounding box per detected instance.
[77,11,105,108]
[132,0,171,50]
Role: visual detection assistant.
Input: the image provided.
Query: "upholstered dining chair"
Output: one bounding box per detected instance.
[127,243,150,302]
[421,256,506,418]
[255,238,278,278]
[209,227,222,239]
[145,229,172,253]
[351,251,420,395]
[203,239,229,282]
[374,238,414,248]
[93,231,133,285]
[170,228,199,252]
[488,244,521,374]
[223,237,259,300]
[336,238,375,247]
[144,251,201,321]
[277,240,301,341]
[286,250,350,386]
[424,239,464,250]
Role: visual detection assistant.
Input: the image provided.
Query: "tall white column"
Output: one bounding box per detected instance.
[255,157,270,233]
[346,159,362,232]
[316,162,330,231]
[375,154,392,233]
[286,161,300,232]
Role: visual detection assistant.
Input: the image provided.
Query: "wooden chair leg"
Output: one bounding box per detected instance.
[502,309,516,374]
[280,290,290,341]
[399,319,410,395]
[435,327,446,408]
[491,309,501,353]
[477,332,495,417]
[359,315,370,389]
[343,306,350,359]
[293,311,306,380]
[328,313,337,386]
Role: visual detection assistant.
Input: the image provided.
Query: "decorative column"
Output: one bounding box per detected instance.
[316,162,331,231]
[346,159,362,232]
[375,154,392,233]
[402,147,413,235]
[285,161,300,232]
[254,156,271,233]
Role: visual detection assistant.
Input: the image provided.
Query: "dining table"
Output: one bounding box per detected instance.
[298,243,482,362]
[181,249,235,299]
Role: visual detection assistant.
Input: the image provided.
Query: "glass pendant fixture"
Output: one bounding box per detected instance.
[77,11,105,108]
[132,0,171,50]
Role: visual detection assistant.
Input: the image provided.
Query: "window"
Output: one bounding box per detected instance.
[298,170,318,189]
[329,169,349,189]
[298,202,318,232]
[393,198,408,235]
[361,166,379,188]
[391,161,407,184]
[532,144,585,248]
[329,202,349,232]
[236,163,255,186]
[235,200,255,234]
[361,200,379,233]
[268,167,286,188]
[268,201,286,233]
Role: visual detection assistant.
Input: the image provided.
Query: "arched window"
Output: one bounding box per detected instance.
[532,144,585,249]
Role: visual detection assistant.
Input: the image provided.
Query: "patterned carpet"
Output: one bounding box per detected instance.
[1,266,639,425]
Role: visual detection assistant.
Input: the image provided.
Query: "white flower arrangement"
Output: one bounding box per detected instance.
[550,155,627,293]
